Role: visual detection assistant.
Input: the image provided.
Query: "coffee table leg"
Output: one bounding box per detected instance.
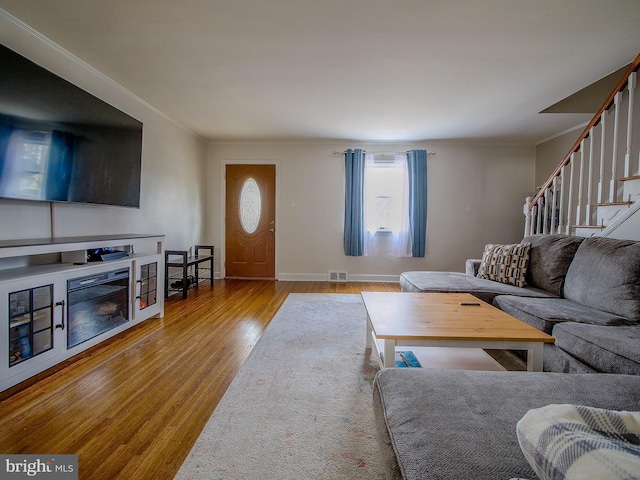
[383,340,396,368]
[366,317,372,348]
[527,343,544,372]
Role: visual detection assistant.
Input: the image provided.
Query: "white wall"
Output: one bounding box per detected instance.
[0,15,538,275]
[207,142,535,280]
[0,13,207,251]
[535,126,583,189]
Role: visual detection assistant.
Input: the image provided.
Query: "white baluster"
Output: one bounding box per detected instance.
[586,129,595,225]
[598,111,606,203]
[566,153,576,234]
[576,141,586,226]
[550,176,559,233]
[531,204,538,235]
[537,197,544,234]
[625,72,636,178]
[558,164,566,233]
[610,92,622,202]
[523,197,532,237]
[542,187,551,234]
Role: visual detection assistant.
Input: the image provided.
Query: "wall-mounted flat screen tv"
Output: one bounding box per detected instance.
[0,44,143,208]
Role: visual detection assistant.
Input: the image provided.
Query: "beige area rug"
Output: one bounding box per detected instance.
[174,293,384,479]
[174,293,525,479]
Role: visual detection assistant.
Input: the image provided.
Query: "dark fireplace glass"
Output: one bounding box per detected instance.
[67,268,129,348]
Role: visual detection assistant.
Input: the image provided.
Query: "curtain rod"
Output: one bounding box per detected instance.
[332,150,436,156]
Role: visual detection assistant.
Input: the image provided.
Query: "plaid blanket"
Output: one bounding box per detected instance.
[516,404,640,480]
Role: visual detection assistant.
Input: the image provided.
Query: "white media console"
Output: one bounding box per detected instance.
[0,234,164,393]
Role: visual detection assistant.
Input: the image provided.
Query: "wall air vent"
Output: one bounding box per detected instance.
[328,271,348,282]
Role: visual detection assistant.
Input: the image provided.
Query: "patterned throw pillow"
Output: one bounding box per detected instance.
[477,243,531,288]
[517,404,640,480]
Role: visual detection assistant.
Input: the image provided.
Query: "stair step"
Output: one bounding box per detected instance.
[620,175,640,182]
[592,201,633,207]
[621,176,640,202]
[572,224,606,237]
[596,201,632,226]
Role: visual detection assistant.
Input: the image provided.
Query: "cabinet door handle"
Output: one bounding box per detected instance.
[55,300,65,330]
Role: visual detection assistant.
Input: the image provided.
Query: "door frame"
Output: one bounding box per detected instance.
[220,160,279,279]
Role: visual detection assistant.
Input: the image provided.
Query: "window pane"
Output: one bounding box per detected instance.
[239,177,261,234]
[365,165,405,233]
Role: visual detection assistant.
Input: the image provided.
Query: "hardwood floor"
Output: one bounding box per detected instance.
[0,279,400,480]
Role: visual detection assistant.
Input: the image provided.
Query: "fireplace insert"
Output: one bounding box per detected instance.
[67,268,129,348]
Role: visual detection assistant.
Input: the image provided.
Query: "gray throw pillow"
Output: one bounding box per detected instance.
[523,234,584,297]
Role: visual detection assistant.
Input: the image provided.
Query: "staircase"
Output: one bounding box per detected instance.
[524,53,640,239]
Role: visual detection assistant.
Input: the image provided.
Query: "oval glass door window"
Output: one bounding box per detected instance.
[239,177,261,234]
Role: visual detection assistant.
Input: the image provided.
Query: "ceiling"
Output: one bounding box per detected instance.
[0,0,639,144]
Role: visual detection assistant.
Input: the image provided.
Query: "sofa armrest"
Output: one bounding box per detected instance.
[466,259,481,276]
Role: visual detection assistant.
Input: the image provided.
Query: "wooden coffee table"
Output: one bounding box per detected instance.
[362,292,555,371]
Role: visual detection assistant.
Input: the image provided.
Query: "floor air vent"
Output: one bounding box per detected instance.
[328,271,348,282]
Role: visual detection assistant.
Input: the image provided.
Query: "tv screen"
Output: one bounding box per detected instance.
[0,44,143,208]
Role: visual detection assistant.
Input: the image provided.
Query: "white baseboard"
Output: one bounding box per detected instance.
[277,273,400,282]
[213,271,400,283]
[348,273,400,282]
[277,273,328,281]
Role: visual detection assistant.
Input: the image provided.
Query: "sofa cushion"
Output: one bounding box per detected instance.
[373,369,640,480]
[553,323,640,375]
[478,242,531,288]
[564,237,640,321]
[523,234,584,297]
[399,271,555,304]
[492,295,634,334]
[543,344,598,374]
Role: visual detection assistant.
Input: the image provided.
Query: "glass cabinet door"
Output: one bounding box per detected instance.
[133,257,162,321]
[9,284,54,367]
[138,262,158,311]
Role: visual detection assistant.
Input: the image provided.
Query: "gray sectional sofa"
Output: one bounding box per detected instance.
[399,234,640,374]
[373,234,640,479]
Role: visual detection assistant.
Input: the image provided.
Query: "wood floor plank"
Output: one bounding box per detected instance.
[0,279,400,479]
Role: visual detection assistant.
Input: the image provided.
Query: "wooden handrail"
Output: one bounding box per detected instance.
[529,52,640,210]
